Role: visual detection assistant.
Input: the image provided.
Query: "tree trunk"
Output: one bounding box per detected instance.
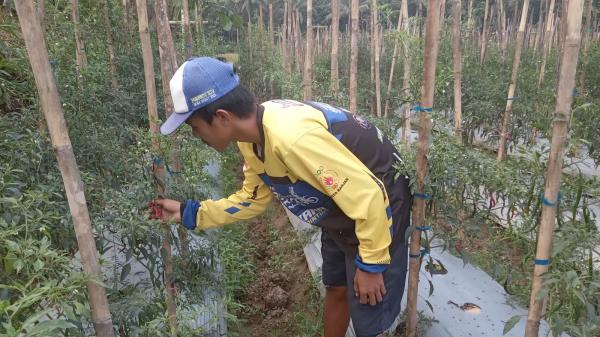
[577,0,593,94]
[71,0,87,89]
[538,0,556,87]
[303,0,313,100]
[524,2,584,336]
[182,0,192,59]
[349,0,359,113]
[330,0,340,95]
[479,0,490,65]
[14,1,116,336]
[137,0,178,335]
[384,0,404,117]
[406,1,442,336]
[452,0,462,141]
[102,0,119,89]
[372,0,382,117]
[497,0,530,161]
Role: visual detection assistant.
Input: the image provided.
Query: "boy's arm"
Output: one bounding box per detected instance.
[181,161,273,230]
[281,127,393,272]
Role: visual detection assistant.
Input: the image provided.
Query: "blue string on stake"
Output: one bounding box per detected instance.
[416,226,432,231]
[507,96,520,100]
[534,259,550,266]
[409,253,421,259]
[414,192,432,200]
[540,192,562,208]
[413,105,433,113]
[573,89,579,97]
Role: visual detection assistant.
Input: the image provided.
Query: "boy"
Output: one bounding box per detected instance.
[154,57,411,337]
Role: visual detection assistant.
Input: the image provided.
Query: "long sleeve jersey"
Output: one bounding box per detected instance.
[183,100,411,271]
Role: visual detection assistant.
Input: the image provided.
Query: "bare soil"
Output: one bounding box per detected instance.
[236,205,321,337]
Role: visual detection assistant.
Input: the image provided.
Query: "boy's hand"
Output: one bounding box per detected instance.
[354,268,386,306]
[150,199,182,223]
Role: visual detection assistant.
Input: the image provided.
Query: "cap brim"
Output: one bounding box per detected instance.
[160,111,193,135]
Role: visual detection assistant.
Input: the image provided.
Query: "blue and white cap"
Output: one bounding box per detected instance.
[160,57,240,135]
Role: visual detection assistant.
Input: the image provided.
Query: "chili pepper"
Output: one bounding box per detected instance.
[148,201,163,220]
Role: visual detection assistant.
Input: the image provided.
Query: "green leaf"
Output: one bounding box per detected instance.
[27,319,76,336]
[33,259,44,272]
[425,299,434,313]
[428,279,434,298]
[120,263,131,282]
[503,315,520,335]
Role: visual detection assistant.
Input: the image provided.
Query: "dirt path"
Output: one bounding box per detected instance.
[235,205,322,337]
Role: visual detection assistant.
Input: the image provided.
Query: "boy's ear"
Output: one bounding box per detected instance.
[214,109,233,122]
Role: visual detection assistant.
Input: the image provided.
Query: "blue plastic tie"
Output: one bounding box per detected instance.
[153,157,163,165]
[573,89,579,97]
[540,192,561,208]
[49,60,58,66]
[185,44,193,48]
[416,226,432,231]
[414,192,432,200]
[534,259,550,266]
[409,253,421,259]
[507,96,520,100]
[414,105,433,112]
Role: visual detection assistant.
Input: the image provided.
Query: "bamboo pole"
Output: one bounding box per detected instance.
[303,0,313,100]
[71,0,87,89]
[577,0,593,95]
[101,0,119,89]
[269,1,274,48]
[480,0,490,65]
[406,1,442,336]
[349,0,359,113]
[538,0,556,87]
[182,0,192,59]
[372,0,381,117]
[36,0,45,31]
[452,0,462,141]
[330,0,340,96]
[497,0,530,162]
[525,1,584,336]
[400,0,411,148]
[498,0,507,57]
[14,1,116,336]
[136,1,177,335]
[534,0,547,52]
[384,0,404,117]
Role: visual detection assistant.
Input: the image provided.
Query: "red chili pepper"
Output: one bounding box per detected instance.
[148,201,163,220]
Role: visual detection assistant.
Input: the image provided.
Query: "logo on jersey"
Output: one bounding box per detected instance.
[352,114,372,129]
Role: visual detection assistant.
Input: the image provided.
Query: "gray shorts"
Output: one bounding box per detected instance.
[321,229,408,337]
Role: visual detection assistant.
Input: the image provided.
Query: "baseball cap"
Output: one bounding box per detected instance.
[160,57,240,135]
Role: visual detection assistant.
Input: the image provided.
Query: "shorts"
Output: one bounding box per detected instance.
[321,228,408,337]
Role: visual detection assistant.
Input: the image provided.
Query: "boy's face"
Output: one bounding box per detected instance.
[186,110,233,152]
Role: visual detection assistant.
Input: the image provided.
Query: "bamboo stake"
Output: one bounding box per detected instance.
[525,1,584,336]
[406,1,442,335]
[36,0,45,31]
[452,0,462,141]
[303,0,313,100]
[71,0,87,89]
[577,0,593,94]
[14,1,115,336]
[538,0,556,87]
[384,0,404,117]
[400,0,412,148]
[534,0,547,52]
[330,0,340,95]
[182,0,192,59]
[479,0,490,65]
[497,0,530,162]
[372,0,381,117]
[101,0,119,89]
[269,1,274,48]
[349,0,359,113]
[136,1,177,335]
